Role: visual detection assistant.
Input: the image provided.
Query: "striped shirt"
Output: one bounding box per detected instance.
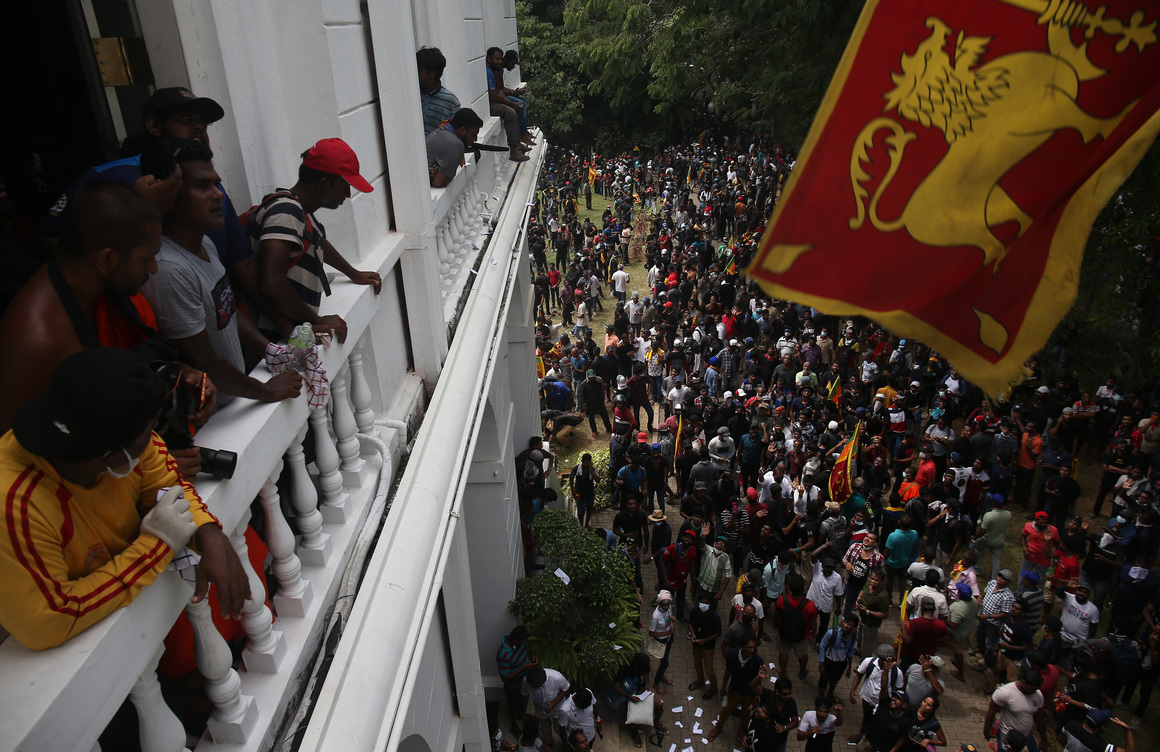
[421,85,461,134]
[497,635,533,686]
[249,192,328,318]
[697,544,734,593]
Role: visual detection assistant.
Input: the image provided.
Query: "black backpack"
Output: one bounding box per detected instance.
[778,596,808,643]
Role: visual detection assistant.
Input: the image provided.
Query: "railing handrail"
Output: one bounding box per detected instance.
[296,138,544,752]
[0,229,409,752]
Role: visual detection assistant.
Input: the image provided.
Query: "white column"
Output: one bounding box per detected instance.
[186,598,258,743]
[348,348,377,434]
[259,461,314,618]
[129,646,189,752]
[443,523,489,752]
[367,0,448,379]
[230,524,287,673]
[286,425,332,567]
[331,373,365,484]
[311,406,348,524]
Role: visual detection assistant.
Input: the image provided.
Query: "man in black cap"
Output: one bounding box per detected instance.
[0,348,249,649]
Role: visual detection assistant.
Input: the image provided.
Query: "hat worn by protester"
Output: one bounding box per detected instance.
[877,644,896,659]
[648,509,667,522]
[302,138,375,193]
[1086,708,1114,727]
[656,589,673,603]
[998,569,1014,581]
[144,86,225,124]
[1034,511,1049,521]
[13,349,171,460]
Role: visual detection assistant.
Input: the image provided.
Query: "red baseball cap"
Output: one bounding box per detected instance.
[302,138,374,193]
[746,487,758,501]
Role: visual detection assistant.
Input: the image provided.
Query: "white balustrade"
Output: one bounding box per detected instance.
[130,646,189,752]
[186,597,258,743]
[348,349,377,434]
[259,461,314,618]
[230,525,286,673]
[285,424,332,567]
[311,405,348,523]
[331,371,366,485]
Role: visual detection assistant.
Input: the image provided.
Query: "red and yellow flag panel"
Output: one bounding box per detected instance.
[829,420,862,504]
[749,0,1160,396]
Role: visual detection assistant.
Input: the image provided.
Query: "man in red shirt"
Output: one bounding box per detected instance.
[743,487,769,548]
[901,597,948,668]
[774,574,818,681]
[1020,512,1058,583]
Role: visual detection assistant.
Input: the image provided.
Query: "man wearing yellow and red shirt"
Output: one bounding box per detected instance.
[0,348,247,650]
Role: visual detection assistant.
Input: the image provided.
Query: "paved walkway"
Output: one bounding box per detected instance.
[567,503,994,752]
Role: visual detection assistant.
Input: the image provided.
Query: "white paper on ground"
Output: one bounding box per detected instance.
[692,723,702,734]
[694,708,703,718]
[674,721,683,728]
[683,747,695,752]
[671,706,683,713]
[701,740,710,745]
[668,745,676,752]
[687,695,694,701]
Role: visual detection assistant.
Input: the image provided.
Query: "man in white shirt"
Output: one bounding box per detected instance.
[983,673,1047,752]
[1057,582,1100,644]
[611,264,631,304]
[522,666,571,745]
[847,645,906,745]
[807,558,845,641]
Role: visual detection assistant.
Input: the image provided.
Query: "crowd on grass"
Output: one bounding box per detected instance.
[502,138,1157,752]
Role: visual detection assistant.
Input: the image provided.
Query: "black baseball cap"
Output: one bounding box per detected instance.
[144,87,225,124]
[12,349,172,460]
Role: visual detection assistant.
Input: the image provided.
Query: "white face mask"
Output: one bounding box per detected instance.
[698,603,711,612]
[102,446,140,479]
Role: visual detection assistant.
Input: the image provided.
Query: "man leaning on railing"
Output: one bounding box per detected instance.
[0,348,249,650]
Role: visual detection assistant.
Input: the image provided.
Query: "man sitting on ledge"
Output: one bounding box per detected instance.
[0,348,249,650]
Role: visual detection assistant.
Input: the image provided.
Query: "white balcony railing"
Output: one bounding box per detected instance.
[0,131,531,752]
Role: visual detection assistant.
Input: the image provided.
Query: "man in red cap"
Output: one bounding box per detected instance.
[248,138,382,344]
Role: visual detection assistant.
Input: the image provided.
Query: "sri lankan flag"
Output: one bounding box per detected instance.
[588,166,596,186]
[827,376,841,407]
[747,0,1160,396]
[829,420,861,504]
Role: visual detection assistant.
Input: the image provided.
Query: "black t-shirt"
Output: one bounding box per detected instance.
[866,706,912,752]
[999,617,1033,657]
[1063,676,1104,725]
[763,691,799,741]
[613,509,647,546]
[1061,720,1115,752]
[689,608,722,650]
[725,648,764,696]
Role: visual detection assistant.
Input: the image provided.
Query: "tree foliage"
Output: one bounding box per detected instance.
[516,1,585,143]
[509,510,641,687]
[1066,140,1160,394]
[564,0,865,148]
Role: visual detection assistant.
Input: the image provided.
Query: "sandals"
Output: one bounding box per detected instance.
[688,681,703,691]
[705,728,720,743]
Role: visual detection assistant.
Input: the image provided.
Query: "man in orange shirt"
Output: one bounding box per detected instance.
[1014,421,1043,510]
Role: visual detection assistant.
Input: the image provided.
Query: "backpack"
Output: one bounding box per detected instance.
[1108,636,1141,682]
[239,190,329,294]
[778,596,808,643]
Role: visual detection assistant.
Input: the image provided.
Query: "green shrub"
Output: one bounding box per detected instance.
[509,510,641,687]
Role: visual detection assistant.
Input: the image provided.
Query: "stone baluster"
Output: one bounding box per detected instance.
[331,371,365,485]
[186,597,258,743]
[258,461,313,617]
[129,646,189,752]
[285,425,331,567]
[310,405,348,523]
[229,524,286,672]
[348,348,376,434]
[449,205,464,247]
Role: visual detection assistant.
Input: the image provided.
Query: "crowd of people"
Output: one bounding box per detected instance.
[513,137,1156,752]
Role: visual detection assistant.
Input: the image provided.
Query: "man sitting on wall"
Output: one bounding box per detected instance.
[417,47,462,135]
[426,108,485,188]
[0,348,249,650]
[247,138,382,344]
[486,46,531,163]
[142,139,303,404]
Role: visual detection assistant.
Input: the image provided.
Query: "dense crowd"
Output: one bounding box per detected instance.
[507,138,1156,752]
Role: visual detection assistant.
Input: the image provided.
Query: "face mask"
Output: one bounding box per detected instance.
[102,446,140,479]
[699,603,711,612]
